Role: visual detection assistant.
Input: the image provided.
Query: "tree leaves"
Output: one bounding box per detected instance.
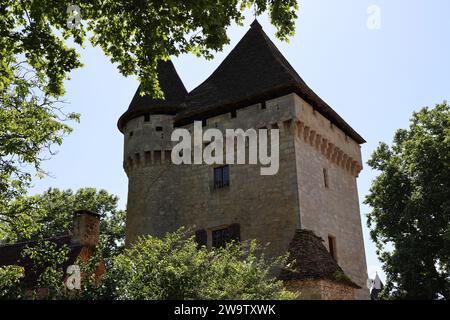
[98,228,295,300]
[365,102,450,300]
[0,64,79,218]
[1,187,126,260]
[1,0,298,98]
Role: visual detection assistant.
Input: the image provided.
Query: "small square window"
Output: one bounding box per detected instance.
[231,110,237,118]
[261,101,266,110]
[156,126,163,132]
[135,153,140,164]
[144,114,150,122]
[202,119,207,127]
[214,165,230,189]
[145,152,151,164]
[210,223,241,248]
[129,131,134,137]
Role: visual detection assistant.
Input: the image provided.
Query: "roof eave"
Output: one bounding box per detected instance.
[175,84,366,144]
[117,105,182,133]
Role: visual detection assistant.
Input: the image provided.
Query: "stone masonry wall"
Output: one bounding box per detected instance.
[292,94,369,299]
[124,94,301,259]
[123,93,369,299]
[285,279,355,300]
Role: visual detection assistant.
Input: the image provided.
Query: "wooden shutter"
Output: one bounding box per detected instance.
[228,223,241,242]
[195,229,207,248]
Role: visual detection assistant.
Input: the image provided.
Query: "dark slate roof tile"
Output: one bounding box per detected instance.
[175,20,364,144]
[118,60,188,132]
[118,20,365,144]
[279,229,361,288]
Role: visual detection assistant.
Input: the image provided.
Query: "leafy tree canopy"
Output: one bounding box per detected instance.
[0,188,126,259]
[365,102,450,300]
[0,65,79,212]
[1,229,295,300]
[99,229,295,300]
[1,0,298,97]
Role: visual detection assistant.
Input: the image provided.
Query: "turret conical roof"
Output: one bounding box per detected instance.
[118,60,187,132]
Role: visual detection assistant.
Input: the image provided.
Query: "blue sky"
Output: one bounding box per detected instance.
[30,0,450,283]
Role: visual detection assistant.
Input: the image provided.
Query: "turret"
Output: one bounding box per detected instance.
[118,61,187,244]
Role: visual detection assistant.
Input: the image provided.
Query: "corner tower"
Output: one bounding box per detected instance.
[118,61,187,245]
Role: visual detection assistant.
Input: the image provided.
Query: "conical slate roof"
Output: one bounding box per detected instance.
[118,60,187,132]
[182,20,306,110]
[279,229,360,288]
[118,21,365,144]
[175,20,364,144]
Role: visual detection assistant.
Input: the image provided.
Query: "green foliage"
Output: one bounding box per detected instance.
[0,229,295,300]
[365,102,450,300]
[1,188,126,259]
[21,240,70,299]
[1,0,298,98]
[98,229,296,300]
[0,241,73,300]
[0,265,24,299]
[332,271,351,283]
[0,65,79,213]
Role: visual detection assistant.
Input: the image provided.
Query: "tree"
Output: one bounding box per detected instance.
[0,66,79,220]
[1,229,295,300]
[0,188,125,300]
[0,265,24,299]
[1,188,126,259]
[1,0,298,97]
[365,102,450,300]
[94,229,296,300]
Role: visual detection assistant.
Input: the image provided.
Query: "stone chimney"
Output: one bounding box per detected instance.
[71,210,101,247]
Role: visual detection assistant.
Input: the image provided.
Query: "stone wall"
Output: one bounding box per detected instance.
[292,95,369,299]
[122,92,369,299]
[124,94,301,258]
[285,279,355,300]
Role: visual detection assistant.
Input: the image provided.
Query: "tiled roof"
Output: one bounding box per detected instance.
[279,229,361,288]
[118,60,188,132]
[178,19,364,143]
[118,20,365,144]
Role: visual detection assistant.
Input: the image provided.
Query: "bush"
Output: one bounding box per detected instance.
[97,228,296,300]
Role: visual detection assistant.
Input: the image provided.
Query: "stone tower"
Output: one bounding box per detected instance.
[118,20,369,299]
[118,61,187,240]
